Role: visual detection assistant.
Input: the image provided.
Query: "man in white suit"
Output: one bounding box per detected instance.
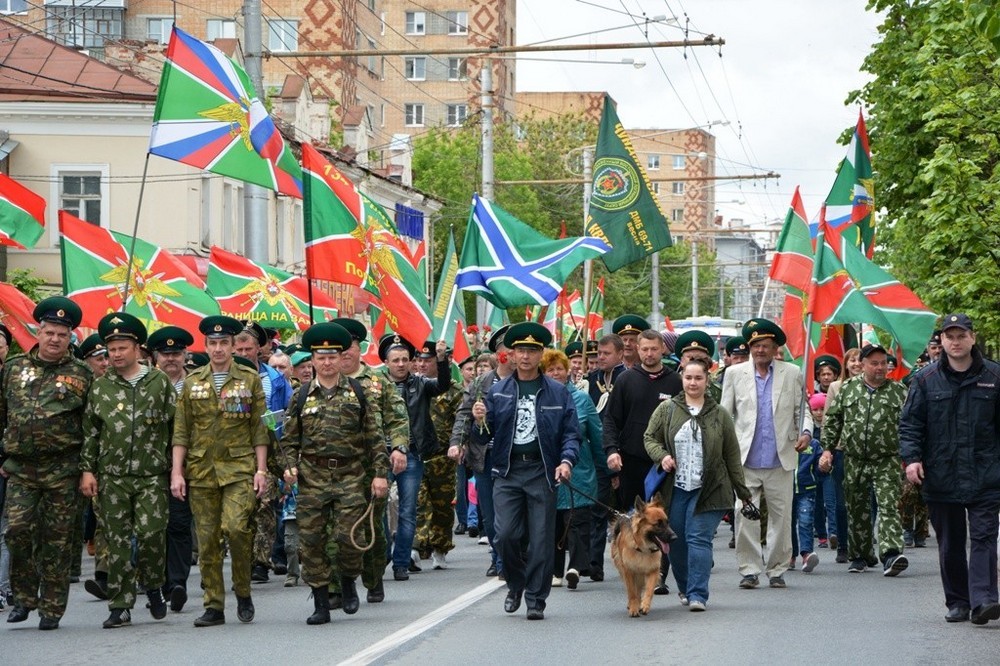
[721,319,812,589]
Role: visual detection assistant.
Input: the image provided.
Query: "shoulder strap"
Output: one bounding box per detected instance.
[347,376,368,428]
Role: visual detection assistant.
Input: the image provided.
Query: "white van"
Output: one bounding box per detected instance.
[667,316,743,357]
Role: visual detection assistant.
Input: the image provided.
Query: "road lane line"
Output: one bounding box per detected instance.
[338,578,505,665]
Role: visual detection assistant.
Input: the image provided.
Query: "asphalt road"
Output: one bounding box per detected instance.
[5,524,998,665]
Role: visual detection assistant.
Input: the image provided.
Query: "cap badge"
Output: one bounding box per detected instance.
[167,339,175,347]
[56,309,65,317]
[213,324,222,332]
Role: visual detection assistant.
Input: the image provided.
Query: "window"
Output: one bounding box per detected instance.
[46,7,123,48]
[405,11,425,35]
[147,17,173,44]
[651,182,660,194]
[404,103,424,126]
[672,181,685,195]
[671,208,684,222]
[447,57,467,81]
[0,0,27,14]
[648,154,660,171]
[672,154,686,169]
[267,19,298,52]
[206,18,236,41]
[367,37,378,73]
[446,10,468,34]
[404,56,426,80]
[61,173,102,224]
[447,104,468,126]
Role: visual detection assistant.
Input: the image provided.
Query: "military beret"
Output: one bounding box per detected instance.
[186,352,210,369]
[241,320,268,346]
[333,317,368,343]
[742,318,786,347]
[76,333,107,360]
[98,311,147,345]
[725,336,749,356]
[488,325,510,353]
[813,354,842,375]
[301,322,352,355]
[378,334,415,361]
[415,340,436,359]
[33,296,82,329]
[613,314,650,336]
[0,324,11,346]
[147,326,194,353]
[941,313,973,332]
[503,321,552,349]
[290,351,311,367]
[675,330,715,358]
[564,341,583,358]
[199,315,243,338]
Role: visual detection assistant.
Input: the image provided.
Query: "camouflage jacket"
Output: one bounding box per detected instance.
[284,374,387,479]
[81,366,176,477]
[432,384,463,453]
[354,363,409,453]
[822,375,907,461]
[173,361,269,488]
[0,348,92,479]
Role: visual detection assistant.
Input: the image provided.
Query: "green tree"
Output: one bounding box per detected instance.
[850,0,1000,340]
[9,268,45,301]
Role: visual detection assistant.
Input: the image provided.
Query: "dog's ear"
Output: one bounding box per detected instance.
[647,495,662,509]
[634,496,646,513]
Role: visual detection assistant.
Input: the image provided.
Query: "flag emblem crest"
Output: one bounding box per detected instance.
[99,258,181,308]
[592,157,640,211]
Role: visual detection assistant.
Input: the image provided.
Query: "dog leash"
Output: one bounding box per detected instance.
[560,479,627,519]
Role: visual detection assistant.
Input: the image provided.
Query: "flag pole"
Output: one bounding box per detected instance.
[122,153,152,307]
[798,311,815,434]
[581,146,594,374]
[757,275,772,318]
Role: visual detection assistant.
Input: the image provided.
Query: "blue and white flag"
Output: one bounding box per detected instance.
[457,194,610,308]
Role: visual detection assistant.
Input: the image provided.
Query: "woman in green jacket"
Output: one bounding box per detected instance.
[644,357,750,611]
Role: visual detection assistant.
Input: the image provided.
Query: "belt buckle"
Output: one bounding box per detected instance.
[327,458,339,470]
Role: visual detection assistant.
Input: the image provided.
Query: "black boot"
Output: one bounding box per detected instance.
[307,587,331,625]
[366,580,385,603]
[341,576,359,615]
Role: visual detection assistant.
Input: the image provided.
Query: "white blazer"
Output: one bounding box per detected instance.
[720,359,813,472]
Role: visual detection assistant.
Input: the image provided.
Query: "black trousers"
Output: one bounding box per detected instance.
[589,471,612,574]
[927,497,1000,611]
[554,507,591,577]
[616,451,653,511]
[162,494,193,593]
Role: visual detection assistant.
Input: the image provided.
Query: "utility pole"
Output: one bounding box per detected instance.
[691,239,699,317]
[651,251,660,328]
[242,0,269,264]
[477,62,494,327]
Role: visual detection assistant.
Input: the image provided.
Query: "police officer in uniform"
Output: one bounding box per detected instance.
[170,315,269,627]
[80,312,177,628]
[283,323,387,625]
[2,297,92,630]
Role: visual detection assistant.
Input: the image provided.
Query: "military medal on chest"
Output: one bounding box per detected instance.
[19,366,37,389]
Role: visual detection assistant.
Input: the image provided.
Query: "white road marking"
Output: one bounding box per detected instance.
[338,579,505,665]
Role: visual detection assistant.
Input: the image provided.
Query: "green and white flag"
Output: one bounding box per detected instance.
[431,229,466,346]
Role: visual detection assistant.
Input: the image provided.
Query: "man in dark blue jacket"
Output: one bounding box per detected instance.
[900,313,1000,625]
[472,322,580,621]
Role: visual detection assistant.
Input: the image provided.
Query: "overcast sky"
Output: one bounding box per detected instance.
[516,0,882,228]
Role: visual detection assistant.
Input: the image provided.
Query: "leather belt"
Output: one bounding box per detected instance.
[512,451,542,462]
[300,453,349,469]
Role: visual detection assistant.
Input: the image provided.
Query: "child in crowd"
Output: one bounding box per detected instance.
[279,478,300,587]
[791,393,826,572]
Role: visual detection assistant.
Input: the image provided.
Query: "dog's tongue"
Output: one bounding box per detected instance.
[655,537,670,554]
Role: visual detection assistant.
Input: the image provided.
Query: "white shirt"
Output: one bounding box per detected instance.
[674,404,704,491]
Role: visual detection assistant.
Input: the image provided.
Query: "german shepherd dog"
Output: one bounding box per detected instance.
[610,496,676,617]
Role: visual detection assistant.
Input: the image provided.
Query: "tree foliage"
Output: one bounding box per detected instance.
[412,113,724,326]
[850,0,1000,340]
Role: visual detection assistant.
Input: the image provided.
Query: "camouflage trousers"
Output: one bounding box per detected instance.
[5,473,78,619]
[97,474,168,610]
[416,453,456,557]
[329,495,386,594]
[189,480,256,611]
[844,456,904,562]
[297,463,368,588]
[898,477,929,540]
[252,481,279,569]
[70,494,86,578]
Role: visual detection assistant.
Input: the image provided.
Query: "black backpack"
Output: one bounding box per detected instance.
[296,377,368,447]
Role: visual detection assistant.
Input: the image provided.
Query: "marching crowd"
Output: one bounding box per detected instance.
[1,297,999,630]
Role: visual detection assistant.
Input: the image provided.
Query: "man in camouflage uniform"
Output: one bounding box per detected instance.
[821,345,909,576]
[415,341,462,570]
[80,313,176,628]
[171,315,269,627]
[282,323,388,625]
[327,319,407,606]
[2,297,92,630]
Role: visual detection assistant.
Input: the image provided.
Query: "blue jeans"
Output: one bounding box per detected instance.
[792,489,817,556]
[390,452,424,570]
[475,448,500,571]
[668,486,724,604]
[455,463,470,527]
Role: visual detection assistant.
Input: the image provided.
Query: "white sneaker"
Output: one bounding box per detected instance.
[689,600,706,612]
[478,536,489,545]
[552,576,563,587]
[565,569,580,590]
[802,552,819,573]
[431,550,447,570]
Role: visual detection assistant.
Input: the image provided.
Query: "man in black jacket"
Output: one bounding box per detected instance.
[379,335,450,581]
[901,313,1000,625]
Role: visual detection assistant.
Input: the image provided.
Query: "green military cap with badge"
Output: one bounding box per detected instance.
[415,340,436,359]
[488,325,510,353]
[302,322,352,354]
[333,317,368,343]
[98,311,148,345]
[241,320,268,346]
[813,354,842,376]
[565,341,583,359]
[76,333,107,360]
[503,321,552,349]
[585,340,599,355]
[33,295,82,329]
[613,314,650,336]
[199,315,243,338]
[725,336,749,357]
[378,333,416,361]
[186,352,210,369]
[675,330,716,357]
[742,318,787,347]
[147,326,194,353]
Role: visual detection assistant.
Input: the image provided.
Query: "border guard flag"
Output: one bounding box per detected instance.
[587,94,672,271]
[457,194,610,309]
[0,173,45,249]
